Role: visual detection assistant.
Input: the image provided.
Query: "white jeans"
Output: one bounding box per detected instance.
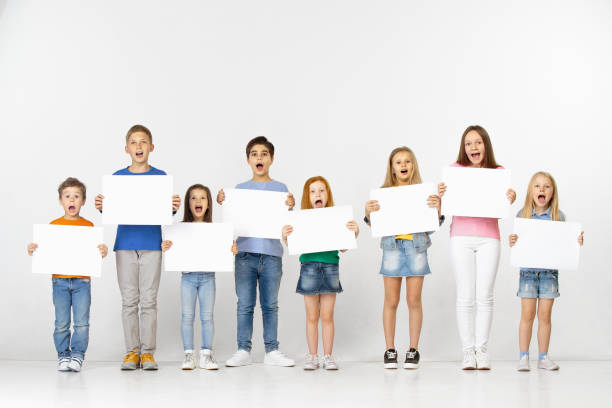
[450,236,500,352]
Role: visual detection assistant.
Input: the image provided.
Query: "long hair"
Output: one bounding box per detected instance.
[301,176,334,210]
[182,184,213,222]
[456,125,500,169]
[381,146,422,188]
[520,172,561,221]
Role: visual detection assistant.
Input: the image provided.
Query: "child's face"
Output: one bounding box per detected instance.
[125,131,154,164]
[532,174,553,209]
[464,130,485,166]
[309,181,328,208]
[59,186,85,218]
[247,144,273,177]
[392,151,413,184]
[189,188,208,220]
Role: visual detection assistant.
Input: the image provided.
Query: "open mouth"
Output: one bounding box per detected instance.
[256,164,264,171]
[400,169,408,175]
[195,205,203,213]
[69,205,76,212]
[471,152,481,160]
[537,194,546,204]
[314,199,323,208]
[136,151,143,158]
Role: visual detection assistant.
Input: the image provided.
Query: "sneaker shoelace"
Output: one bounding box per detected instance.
[184,353,194,364]
[407,351,417,359]
[463,350,474,362]
[386,350,397,360]
[324,355,336,365]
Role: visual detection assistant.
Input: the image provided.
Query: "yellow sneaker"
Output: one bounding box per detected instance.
[141,353,159,370]
[121,349,140,370]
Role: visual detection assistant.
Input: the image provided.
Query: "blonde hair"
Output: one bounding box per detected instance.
[381,147,422,188]
[301,176,335,209]
[520,171,561,221]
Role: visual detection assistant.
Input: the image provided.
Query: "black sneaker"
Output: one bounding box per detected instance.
[404,348,420,369]
[384,349,398,369]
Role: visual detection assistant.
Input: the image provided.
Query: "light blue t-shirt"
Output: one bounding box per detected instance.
[517,207,566,273]
[112,166,167,251]
[235,179,288,257]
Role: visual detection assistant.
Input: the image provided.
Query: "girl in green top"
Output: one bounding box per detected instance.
[282,176,359,370]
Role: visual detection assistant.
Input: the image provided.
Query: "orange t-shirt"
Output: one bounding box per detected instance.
[50,216,94,279]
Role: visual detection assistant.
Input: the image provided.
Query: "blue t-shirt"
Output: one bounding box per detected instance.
[235,180,288,257]
[112,166,167,251]
[517,207,566,273]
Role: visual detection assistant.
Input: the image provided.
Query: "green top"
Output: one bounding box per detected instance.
[299,250,340,264]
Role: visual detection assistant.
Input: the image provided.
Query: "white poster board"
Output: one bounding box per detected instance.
[441,166,511,218]
[511,218,581,270]
[32,224,104,277]
[286,205,357,255]
[369,183,439,237]
[163,222,234,272]
[102,175,173,225]
[222,188,288,239]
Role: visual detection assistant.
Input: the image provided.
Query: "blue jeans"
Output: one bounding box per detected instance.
[52,277,91,359]
[181,272,216,350]
[234,252,282,352]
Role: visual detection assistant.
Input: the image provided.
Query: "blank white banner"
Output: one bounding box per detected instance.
[163,222,234,272]
[369,183,439,238]
[222,188,288,239]
[441,167,511,218]
[511,218,582,270]
[286,205,357,255]
[32,224,104,277]
[102,175,173,225]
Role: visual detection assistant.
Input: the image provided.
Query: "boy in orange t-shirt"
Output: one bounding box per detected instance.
[28,177,108,372]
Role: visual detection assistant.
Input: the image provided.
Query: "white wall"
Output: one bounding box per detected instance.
[1,0,611,362]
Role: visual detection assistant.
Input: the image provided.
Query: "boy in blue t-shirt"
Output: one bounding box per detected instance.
[95,125,180,370]
[217,136,296,367]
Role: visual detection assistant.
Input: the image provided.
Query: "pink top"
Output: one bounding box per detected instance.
[448,163,504,240]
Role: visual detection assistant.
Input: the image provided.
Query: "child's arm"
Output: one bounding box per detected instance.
[508,234,518,247]
[281,225,293,246]
[427,194,442,219]
[217,189,225,205]
[438,182,446,198]
[27,243,38,256]
[231,240,238,255]
[161,240,173,252]
[95,194,104,212]
[578,231,584,246]
[172,195,181,213]
[363,200,380,226]
[285,193,295,210]
[340,220,360,252]
[506,189,517,204]
[98,244,108,258]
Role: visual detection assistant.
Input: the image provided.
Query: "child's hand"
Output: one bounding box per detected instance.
[27,243,38,256]
[427,194,442,217]
[286,193,295,210]
[161,240,173,252]
[98,244,108,258]
[346,220,359,237]
[231,240,238,255]
[282,225,294,245]
[365,200,380,219]
[508,234,518,247]
[438,182,447,198]
[506,189,516,204]
[95,194,104,212]
[217,189,225,205]
[172,195,181,212]
[578,231,584,246]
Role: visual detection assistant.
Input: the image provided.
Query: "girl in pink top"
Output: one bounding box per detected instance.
[438,125,516,370]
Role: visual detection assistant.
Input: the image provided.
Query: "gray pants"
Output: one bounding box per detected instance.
[116,250,162,354]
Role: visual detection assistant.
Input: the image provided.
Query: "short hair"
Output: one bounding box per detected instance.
[245,136,274,158]
[58,177,86,200]
[125,124,153,144]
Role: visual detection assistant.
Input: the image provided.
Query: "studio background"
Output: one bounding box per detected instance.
[1,0,610,363]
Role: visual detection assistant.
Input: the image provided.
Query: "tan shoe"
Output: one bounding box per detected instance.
[141,353,159,370]
[121,349,140,370]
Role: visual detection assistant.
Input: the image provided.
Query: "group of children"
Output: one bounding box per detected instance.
[27,125,584,373]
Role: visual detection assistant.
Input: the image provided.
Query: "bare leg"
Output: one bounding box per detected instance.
[405,276,424,349]
[383,277,402,349]
[319,294,337,355]
[519,298,537,352]
[537,299,554,354]
[304,295,321,355]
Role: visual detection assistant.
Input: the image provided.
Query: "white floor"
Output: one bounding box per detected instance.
[1,360,610,407]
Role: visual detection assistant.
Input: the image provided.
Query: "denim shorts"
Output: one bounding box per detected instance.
[517,270,559,299]
[296,262,342,295]
[380,239,431,277]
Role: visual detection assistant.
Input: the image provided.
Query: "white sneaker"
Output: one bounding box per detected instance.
[199,349,219,370]
[517,355,530,372]
[57,357,71,372]
[538,355,560,371]
[68,357,83,372]
[182,350,196,370]
[225,349,252,367]
[475,348,491,370]
[462,350,477,370]
[303,354,319,370]
[322,355,339,370]
[264,350,295,367]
